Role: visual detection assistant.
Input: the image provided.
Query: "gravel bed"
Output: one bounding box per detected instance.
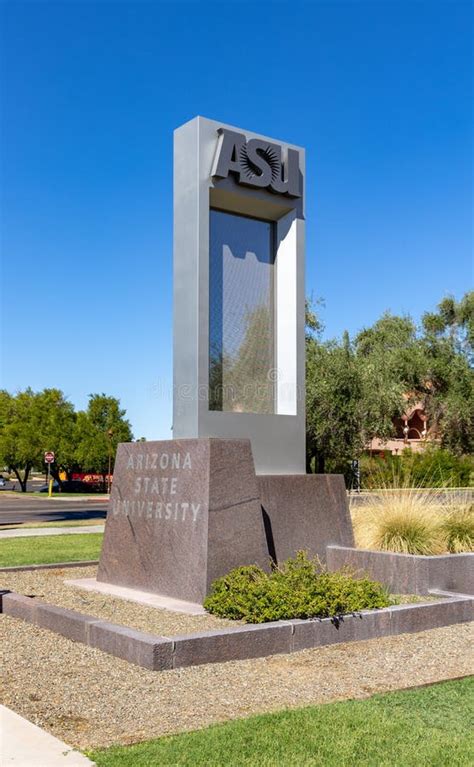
[0,566,237,635]
[1,615,472,750]
[396,593,441,604]
[0,566,439,639]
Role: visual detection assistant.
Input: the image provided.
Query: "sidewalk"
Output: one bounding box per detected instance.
[0,705,95,766]
[0,526,104,539]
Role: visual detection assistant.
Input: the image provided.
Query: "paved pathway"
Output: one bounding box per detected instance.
[0,495,108,525]
[0,705,95,765]
[0,525,104,539]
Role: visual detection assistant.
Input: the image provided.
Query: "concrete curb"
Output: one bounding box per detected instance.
[1,589,472,671]
[326,546,474,595]
[64,577,207,615]
[0,560,99,573]
[0,526,104,539]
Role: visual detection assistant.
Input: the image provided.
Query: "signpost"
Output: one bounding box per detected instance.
[351,459,361,493]
[173,116,306,474]
[44,451,55,497]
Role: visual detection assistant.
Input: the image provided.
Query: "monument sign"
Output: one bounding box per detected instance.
[173,116,306,475]
[97,438,268,603]
[95,117,353,607]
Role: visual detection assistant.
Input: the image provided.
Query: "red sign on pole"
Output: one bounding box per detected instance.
[44,451,55,464]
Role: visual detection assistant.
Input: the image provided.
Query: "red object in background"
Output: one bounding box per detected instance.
[72,472,112,483]
[44,451,55,464]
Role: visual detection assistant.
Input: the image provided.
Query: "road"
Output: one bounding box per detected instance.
[2,489,470,525]
[0,494,108,525]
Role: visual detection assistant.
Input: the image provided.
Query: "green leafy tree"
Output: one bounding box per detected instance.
[36,389,77,485]
[306,318,364,474]
[305,293,474,478]
[74,394,133,490]
[354,313,427,442]
[422,292,474,363]
[305,303,409,475]
[420,293,474,454]
[0,388,76,491]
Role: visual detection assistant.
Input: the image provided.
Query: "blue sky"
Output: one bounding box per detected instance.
[1,0,472,439]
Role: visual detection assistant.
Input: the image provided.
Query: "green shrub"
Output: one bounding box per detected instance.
[359,449,474,490]
[203,552,393,623]
[441,505,474,553]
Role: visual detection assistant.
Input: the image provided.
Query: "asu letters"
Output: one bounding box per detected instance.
[212,127,301,198]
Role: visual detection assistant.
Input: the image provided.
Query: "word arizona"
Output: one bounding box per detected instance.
[126,451,192,471]
[112,498,201,522]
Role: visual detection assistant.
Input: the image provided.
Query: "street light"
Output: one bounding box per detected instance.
[107,429,113,494]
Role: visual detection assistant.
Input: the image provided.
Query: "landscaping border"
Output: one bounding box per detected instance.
[326,546,474,595]
[1,590,472,671]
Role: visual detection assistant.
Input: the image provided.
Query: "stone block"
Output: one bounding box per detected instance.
[205,439,272,588]
[350,608,393,641]
[35,604,99,644]
[89,621,173,670]
[290,616,354,651]
[390,598,473,636]
[427,554,474,595]
[258,475,354,565]
[97,439,269,603]
[172,621,292,668]
[327,547,474,597]
[290,608,393,652]
[326,546,430,594]
[0,589,11,611]
[2,592,38,622]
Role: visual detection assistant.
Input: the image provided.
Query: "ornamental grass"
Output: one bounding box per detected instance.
[440,503,474,553]
[351,485,474,555]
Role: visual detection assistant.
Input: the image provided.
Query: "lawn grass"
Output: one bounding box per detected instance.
[89,677,474,767]
[0,533,103,566]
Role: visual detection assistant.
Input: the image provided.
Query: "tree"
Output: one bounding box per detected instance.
[305,292,474,476]
[0,388,76,491]
[0,390,29,490]
[306,331,364,474]
[354,313,427,442]
[35,389,77,485]
[74,394,133,489]
[305,305,417,475]
[420,293,474,454]
[422,292,474,364]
